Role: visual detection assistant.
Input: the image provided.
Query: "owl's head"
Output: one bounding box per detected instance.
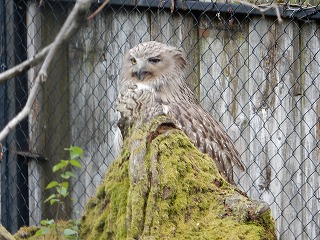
[119,41,187,91]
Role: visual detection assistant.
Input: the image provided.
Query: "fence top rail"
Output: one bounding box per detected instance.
[81,0,320,21]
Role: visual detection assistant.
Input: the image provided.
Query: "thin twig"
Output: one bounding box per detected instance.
[87,0,110,20]
[0,0,91,142]
[0,44,51,84]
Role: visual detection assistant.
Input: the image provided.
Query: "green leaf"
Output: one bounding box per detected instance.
[74,219,81,225]
[40,220,47,225]
[64,228,77,236]
[50,199,60,205]
[52,160,68,172]
[61,171,75,179]
[61,181,69,189]
[69,159,82,168]
[44,194,60,205]
[46,219,55,225]
[44,194,57,203]
[34,230,42,237]
[57,184,69,197]
[61,190,69,198]
[46,181,59,189]
[65,146,83,159]
[68,219,80,229]
[40,219,54,226]
[71,225,79,231]
[35,227,49,236]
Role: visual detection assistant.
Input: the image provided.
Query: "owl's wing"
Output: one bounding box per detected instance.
[163,101,245,184]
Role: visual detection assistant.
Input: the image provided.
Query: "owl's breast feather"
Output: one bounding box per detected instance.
[135,83,155,92]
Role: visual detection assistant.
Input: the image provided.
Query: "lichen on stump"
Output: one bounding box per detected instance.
[79,115,277,239]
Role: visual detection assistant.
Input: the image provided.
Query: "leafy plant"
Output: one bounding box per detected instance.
[35,146,83,239]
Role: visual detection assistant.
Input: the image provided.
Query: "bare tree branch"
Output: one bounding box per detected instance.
[39,0,91,82]
[239,1,283,22]
[0,0,92,142]
[0,44,51,84]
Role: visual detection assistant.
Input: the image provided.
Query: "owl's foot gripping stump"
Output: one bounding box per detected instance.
[79,116,277,240]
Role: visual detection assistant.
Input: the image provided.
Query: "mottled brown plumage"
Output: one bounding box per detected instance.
[116,41,245,184]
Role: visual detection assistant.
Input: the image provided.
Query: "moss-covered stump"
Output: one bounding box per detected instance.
[79,116,277,240]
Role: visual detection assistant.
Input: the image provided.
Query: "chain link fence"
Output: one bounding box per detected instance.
[0,0,320,239]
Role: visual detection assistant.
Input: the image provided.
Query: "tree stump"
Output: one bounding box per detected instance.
[79,116,277,239]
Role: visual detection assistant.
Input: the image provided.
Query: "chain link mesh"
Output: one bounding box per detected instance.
[0,0,319,238]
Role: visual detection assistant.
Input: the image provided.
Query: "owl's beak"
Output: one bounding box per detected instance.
[134,66,149,81]
[136,70,147,81]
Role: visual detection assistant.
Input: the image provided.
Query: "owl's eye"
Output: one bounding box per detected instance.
[148,57,161,64]
[130,58,137,65]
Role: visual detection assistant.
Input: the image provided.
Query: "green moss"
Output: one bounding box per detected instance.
[79,116,277,239]
[79,149,130,240]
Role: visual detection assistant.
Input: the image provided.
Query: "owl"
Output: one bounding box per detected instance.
[115,41,245,184]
